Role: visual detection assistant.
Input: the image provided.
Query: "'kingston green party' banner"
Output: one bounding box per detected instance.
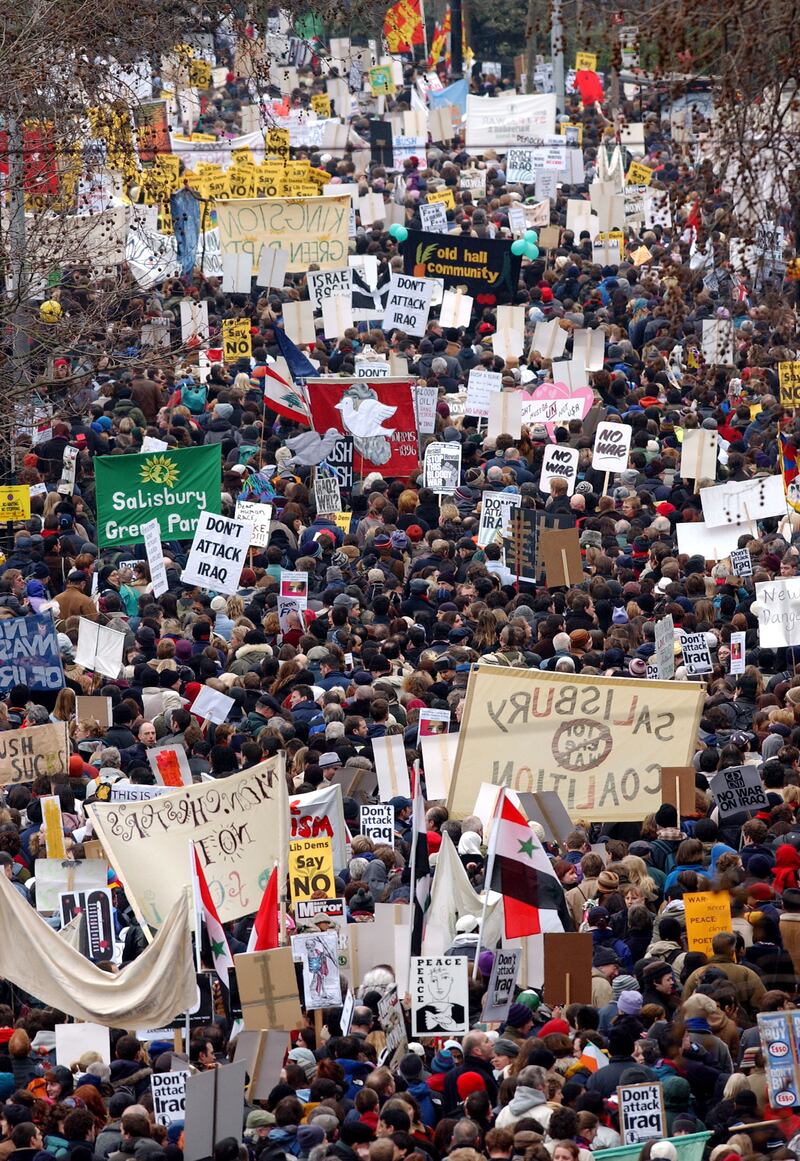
[94,446,222,548]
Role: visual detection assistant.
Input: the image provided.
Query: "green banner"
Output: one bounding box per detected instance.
[94,446,222,548]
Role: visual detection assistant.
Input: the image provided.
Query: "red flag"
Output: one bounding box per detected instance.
[574,70,604,105]
[384,0,424,54]
[247,866,279,952]
[306,377,419,479]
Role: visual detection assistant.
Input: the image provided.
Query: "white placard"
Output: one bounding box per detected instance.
[700,476,786,526]
[681,632,713,675]
[591,422,633,473]
[235,500,272,549]
[321,295,354,339]
[539,444,579,495]
[411,955,469,1036]
[488,390,522,439]
[180,300,209,344]
[466,368,502,419]
[314,474,342,515]
[190,685,235,725]
[373,734,411,801]
[477,492,521,546]
[382,274,435,336]
[360,804,394,845]
[654,614,675,681]
[465,92,556,154]
[440,290,473,329]
[618,1083,666,1146]
[74,619,125,679]
[307,267,353,311]
[424,443,462,492]
[755,578,800,647]
[420,201,449,233]
[415,386,438,434]
[55,1023,110,1068]
[147,744,193,787]
[181,512,253,595]
[481,948,520,1022]
[141,436,169,453]
[257,247,289,290]
[680,429,718,481]
[676,520,756,561]
[729,547,753,577]
[151,1071,188,1126]
[295,930,340,1010]
[142,517,168,597]
[730,630,747,675]
[572,328,605,371]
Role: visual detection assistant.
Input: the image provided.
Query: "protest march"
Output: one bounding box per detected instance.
[3,6,800,1161]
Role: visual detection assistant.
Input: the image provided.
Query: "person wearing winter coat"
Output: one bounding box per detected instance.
[108,1111,165,1161]
[494,1065,549,1130]
[585,1030,657,1098]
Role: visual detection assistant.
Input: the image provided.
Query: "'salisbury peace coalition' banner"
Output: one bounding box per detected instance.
[0,613,63,693]
[400,230,522,304]
[449,667,704,822]
[94,445,222,547]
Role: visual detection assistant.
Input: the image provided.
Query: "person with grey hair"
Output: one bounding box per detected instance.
[495,1065,549,1129]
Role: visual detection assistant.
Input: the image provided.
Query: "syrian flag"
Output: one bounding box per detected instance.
[409,772,431,956]
[486,790,566,939]
[192,845,234,989]
[246,865,279,953]
[258,364,311,426]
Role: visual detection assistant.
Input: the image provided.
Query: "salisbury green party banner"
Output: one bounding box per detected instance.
[94,445,222,547]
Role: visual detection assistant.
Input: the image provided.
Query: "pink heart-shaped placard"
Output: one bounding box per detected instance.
[520,381,594,439]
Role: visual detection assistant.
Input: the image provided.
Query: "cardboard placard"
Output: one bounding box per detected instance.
[288,837,335,904]
[234,947,303,1032]
[542,932,593,1005]
[659,767,696,817]
[411,956,469,1037]
[618,1082,666,1144]
[684,891,732,955]
[539,526,583,587]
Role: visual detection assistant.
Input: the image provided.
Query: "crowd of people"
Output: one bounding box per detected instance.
[0,18,799,1161]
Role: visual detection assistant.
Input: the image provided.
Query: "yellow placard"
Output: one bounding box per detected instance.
[266,128,290,161]
[626,160,653,186]
[286,160,310,181]
[559,122,584,145]
[779,362,800,408]
[0,486,31,521]
[227,171,256,199]
[222,318,253,362]
[41,796,67,860]
[331,511,352,535]
[308,167,332,188]
[684,891,732,955]
[215,195,350,274]
[631,245,653,267]
[289,837,335,905]
[311,94,332,118]
[189,59,212,89]
[427,188,456,211]
[284,183,320,197]
[575,51,597,71]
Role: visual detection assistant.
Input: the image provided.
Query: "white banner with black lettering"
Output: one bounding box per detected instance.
[382,274,435,336]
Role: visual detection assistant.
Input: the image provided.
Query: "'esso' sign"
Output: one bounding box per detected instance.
[770,1041,790,1058]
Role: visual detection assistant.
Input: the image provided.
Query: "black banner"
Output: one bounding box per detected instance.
[400,230,522,304]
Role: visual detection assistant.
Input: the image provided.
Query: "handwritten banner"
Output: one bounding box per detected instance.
[215,196,349,273]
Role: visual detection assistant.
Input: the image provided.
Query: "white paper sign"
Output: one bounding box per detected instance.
[141,436,169,453]
[420,201,449,232]
[382,274,435,336]
[151,1071,188,1126]
[618,1083,666,1146]
[360,804,394,845]
[142,518,168,598]
[415,386,438,434]
[755,578,800,647]
[295,930,340,1010]
[681,632,713,675]
[179,300,209,344]
[729,548,753,577]
[680,429,718,481]
[592,422,633,473]
[373,734,411,801]
[424,443,462,492]
[481,948,520,1022]
[539,444,579,495]
[74,619,125,680]
[314,474,342,515]
[466,368,502,420]
[190,685,235,725]
[654,614,675,681]
[235,500,272,549]
[181,512,253,595]
[700,476,786,526]
[676,520,756,561]
[730,630,747,675]
[55,1023,110,1068]
[411,955,469,1036]
[477,492,521,546]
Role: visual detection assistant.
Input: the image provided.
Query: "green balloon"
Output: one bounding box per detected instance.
[525,243,540,260]
[511,239,526,256]
[388,223,403,239]
[395,225,409,242]
[524,229,539,243]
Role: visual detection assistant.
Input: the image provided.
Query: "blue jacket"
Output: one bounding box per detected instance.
[339,1057,372,1099]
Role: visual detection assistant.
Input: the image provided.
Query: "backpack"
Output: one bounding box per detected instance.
[180,383,207,414]
[649,837,677,874]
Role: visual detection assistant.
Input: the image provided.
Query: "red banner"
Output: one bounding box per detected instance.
[306,377,419,480]
[0,124,58,196]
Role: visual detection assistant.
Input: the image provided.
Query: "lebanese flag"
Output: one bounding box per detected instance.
[247,865,279,953]
[192,846,235,988]
[255,364,311,426]
[486,790,566,939]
